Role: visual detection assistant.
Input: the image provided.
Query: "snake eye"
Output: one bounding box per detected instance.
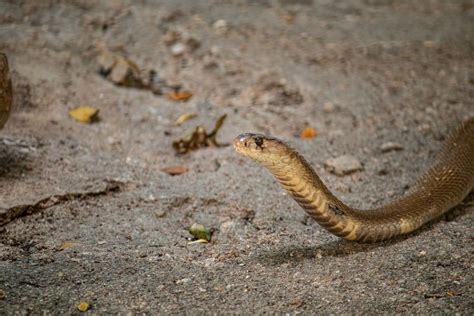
[254,136,264,148]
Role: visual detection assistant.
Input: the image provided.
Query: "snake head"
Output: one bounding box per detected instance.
[233,133,289,164]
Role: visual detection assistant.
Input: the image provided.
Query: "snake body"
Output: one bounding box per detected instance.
[234,119,474,242]
[0,53,13,129]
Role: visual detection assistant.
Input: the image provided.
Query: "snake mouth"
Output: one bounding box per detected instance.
[233,133,252,151]
[233,133,266,155]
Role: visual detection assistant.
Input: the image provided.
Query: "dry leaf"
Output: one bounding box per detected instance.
[282,14,295,24]
[160,165,188,176]
[172,114,227,154]
[290,298,304,308]
[69,107,99,124]
[189,223,211,241]
[175,113,197,126]
[188,239,208,245]
[300,127,317,140]
[167,90,193,102]
[57,241,77,251]
[77,302,90,312]
[98,46,144,87]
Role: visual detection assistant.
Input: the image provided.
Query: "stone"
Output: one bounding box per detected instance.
[380,142,403,153]
[170,42,186,56]
[213,19,228,34]
[325,155,362,176]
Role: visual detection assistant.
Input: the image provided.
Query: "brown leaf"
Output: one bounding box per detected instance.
[57,241,77,251]
[97,46,148,89]
[172,114,227,154]
[160,165,188,176]
[300,127,317,140]
[167,90,193,102]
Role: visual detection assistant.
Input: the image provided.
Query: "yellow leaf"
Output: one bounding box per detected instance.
[188,239,209,245]
[175,113,197,126]
[77,302,90,312]
[69,107,99,124]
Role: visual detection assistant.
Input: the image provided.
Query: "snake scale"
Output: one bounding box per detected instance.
[234,118,474,242]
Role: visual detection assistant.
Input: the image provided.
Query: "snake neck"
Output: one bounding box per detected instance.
[263,151,362,241]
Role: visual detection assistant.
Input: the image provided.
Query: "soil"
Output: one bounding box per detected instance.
[1,0,473,314]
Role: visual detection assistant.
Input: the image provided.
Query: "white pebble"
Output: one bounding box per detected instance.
[170,42,186,56]
[213,19,228,34]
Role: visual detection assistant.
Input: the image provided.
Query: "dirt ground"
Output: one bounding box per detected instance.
[1,0,473,314]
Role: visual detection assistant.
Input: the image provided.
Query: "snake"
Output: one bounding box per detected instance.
[233,118,474,242]
[0,52,13,130]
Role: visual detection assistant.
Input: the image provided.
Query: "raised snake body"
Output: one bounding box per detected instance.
[234,118,474,242]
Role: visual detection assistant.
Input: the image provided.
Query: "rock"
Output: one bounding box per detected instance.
[380,142,403,153]
[163,30,180,46]
[323,101,335,113]
[325,155,362,176]
[175,278,191,285]
[418,123,431,134]
[170,42,186,56]
[213,19,228,34]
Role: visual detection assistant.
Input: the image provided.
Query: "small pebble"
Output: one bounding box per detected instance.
[170,42,186,56]
[163,30,180,45]
[325,155,362,176]
[418,123,431,134]
[323,101,335,113]
[380,142,403,153]
[213,19,228,34]
[176,278,191,284]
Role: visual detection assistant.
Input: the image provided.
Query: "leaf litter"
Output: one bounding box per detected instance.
[172,114,227,154]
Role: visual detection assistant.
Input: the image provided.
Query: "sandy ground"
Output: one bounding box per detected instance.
[1,0,473,314]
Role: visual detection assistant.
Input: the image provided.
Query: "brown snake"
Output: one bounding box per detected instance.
[234,119,474,242]
[0,53,13,130]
